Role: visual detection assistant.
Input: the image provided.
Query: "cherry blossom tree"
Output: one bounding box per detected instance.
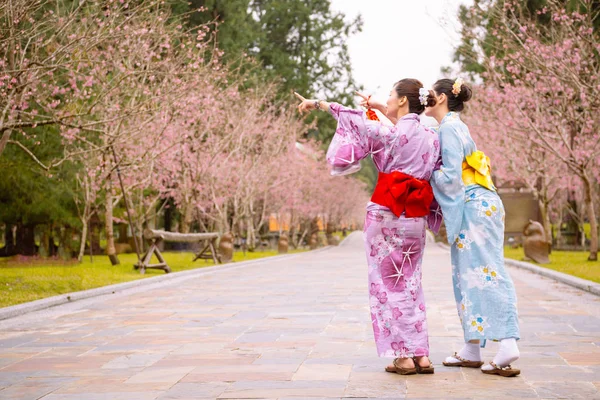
[462,0,600,260]
[1,1,370,261]
[465,86,564,240]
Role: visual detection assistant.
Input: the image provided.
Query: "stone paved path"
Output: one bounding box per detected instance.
[1,231,599,399]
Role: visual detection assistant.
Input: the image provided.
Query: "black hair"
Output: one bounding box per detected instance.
[394,78,436,114]
[432,78,472,112]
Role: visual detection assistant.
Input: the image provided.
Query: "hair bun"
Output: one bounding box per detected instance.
[426,89,437,108]
[433,78,471,112]
[458,84,472,103]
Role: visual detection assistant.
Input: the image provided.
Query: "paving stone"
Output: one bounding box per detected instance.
[0,232,599,398]
[156,382,230,399]
[124,366,195,384]
[293,364,352,381]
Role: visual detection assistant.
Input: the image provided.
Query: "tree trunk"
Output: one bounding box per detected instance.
[77,216,88,262]
[48,223,58,257]
[582,172,598,261]
[216,202,228,236]
[0,224,16,256]
[77,196,91,262]
[105,175,120,265]
[180,203,193,233]
[57,226,74,260]
[297,226,309,249]
[15,222,36,256]
[554,207,562,245]
[538,198,552,246]
[0,129,12,157]
[289,223,297,249]
[134,219,144,255]
[117,223,129,243]
[39,226,51,258]
[164,198,173,231]
[246,217,256,251]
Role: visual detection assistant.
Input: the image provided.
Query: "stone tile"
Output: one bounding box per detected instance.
[0,371,31,388]
[40,392,162,400]
[0,335,38,348]
[0,355,27,369]
[190,364,300,374]
[527,381,600,399]
[345,371,407,398]
[406,379,538,398]
[0,377,77,400]
[154,354,258,368]
[0,386,57,400]
[3,356,114,373]
[278,396,342,400]
[517,365,600,381]
[293,364,352,381]
[181,372,293,383]
[218,380,346,399]
[125,366,195,384]
[32,346,96,358]
[253,357,305,365]
[559,352,600,365]
[1,232,599,398]
[511,351,568,366]
[101,353,166,369]
[89,344,180,354]
[279,398,343,400]
[234,332,282,343]
[52,377,173,393]
[156,382,230,399]
[170,343,226,355]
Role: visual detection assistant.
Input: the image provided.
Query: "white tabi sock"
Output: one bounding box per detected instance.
[481,338,520,370]
[445,341,481,364]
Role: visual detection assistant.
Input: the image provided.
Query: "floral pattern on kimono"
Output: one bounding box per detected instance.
[326,103,441,357]
[431,112,520,346]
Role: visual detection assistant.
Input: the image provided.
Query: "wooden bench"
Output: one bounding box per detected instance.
[135,229,221,274]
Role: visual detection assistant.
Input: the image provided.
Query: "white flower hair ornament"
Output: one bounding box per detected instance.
[419,88,429,106]
[452,77,464,97]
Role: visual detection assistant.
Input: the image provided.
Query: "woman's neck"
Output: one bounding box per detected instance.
[396,109,409,121]
[388,109,409,125]
[434,108,450,124]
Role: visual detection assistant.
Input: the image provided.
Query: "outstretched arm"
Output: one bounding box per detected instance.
[355,91,387,115]
[294,92,331,113]
[293,92,387,176]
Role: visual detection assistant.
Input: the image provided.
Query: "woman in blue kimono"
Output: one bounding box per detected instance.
[425,78,521,377]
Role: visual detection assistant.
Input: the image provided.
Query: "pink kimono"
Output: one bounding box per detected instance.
[327,104,441,358]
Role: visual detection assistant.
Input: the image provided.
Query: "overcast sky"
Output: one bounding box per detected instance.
[329,0,472,103]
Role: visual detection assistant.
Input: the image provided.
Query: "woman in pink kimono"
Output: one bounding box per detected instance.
[295,79,442,375]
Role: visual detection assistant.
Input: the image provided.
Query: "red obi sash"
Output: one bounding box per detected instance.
[371,171,434,218]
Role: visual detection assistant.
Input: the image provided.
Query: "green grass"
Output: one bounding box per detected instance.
[0,249,305,308]
[583,223,591,238]
[504,246,600,283]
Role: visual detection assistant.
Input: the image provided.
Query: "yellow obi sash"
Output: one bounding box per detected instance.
[462,150,495,191]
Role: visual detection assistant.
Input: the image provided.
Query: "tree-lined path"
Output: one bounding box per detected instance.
[1,232,599,399]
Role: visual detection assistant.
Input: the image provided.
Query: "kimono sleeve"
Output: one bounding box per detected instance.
[326,103,385,176]
[431,123,466,243]
[426,198,443,235]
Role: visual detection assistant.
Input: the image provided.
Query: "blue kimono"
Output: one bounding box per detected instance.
[431,112,520,346]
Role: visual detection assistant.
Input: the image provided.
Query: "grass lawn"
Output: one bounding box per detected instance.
[504,246,600,284]
[0,249,305,308]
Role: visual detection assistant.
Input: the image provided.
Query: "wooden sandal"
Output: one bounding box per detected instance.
[481,361,521,377]
[413,357,434,374]
[442,352,484,368]
[385,358,417,375]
